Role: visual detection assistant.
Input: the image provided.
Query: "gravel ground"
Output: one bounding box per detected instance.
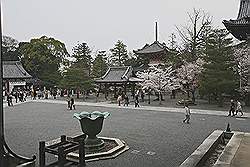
[4,101,250,167]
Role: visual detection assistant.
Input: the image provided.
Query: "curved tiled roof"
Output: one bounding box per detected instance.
[95,66,142,83]
[133,41,169,54]
[223,0,250,40]
[237,0,250,19]
[3,61,32,79]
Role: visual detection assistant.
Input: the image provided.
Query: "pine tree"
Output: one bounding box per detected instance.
[92,51,108,78]
[200,29,237,106]
[109,40,128,66]
[72,42,92,75]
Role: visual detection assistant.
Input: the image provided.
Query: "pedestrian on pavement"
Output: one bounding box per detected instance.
[135,93,140,107]
[228,99,236,116]
[141,89,145,102]
[23,91,27,101]
[183,104,191,124]
[235,100,243,116]
[13,91,18,103]
[70,97,75,110]
[123,94,129,106]
[33,89,37,100]
[7,92,13,106]
[117,95,122,106]
[67,95,71,109]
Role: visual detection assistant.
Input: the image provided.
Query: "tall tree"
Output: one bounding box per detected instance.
[19,36,69,87]
[72,42,92,75]
[109,40,128,66]
[176,9,212,61]
[60,66,93,94]
[199,29,237,106]
[92,50,108,78]
[2,35,20,61]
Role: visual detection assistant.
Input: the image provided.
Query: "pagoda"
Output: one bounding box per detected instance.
[134,22,173,66]
[223,0,250,105]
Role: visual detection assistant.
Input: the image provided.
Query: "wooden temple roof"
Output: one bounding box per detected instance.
[223,0,250,40]
[95,66,142,83]
[3,61,32,79]
[133,41,169,54]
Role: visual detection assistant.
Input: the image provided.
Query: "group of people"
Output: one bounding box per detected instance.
[6,90,27,106]
[228,99,243,117]
[182,99,244,125]
[116,89,144,108]
[117,94,130,107]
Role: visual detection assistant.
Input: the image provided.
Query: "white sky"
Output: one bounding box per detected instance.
[2,0,240,53]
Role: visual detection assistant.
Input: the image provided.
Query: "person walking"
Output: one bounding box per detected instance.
[117,95,122,106]
[7,92,13,106]
[183,104,191,124]
[67,95,71,109]
[141,89,145,102]
[228,99,236,116]
[13,91,18,103]
[134,93,140,107]
[70,97,75,110]
[235,100,243,116]
[123,94,129,106]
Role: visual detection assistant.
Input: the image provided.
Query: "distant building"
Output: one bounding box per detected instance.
[3,61,32,93]
[223,0,250,105]
[134,22,175,67]
[95,66,142,98]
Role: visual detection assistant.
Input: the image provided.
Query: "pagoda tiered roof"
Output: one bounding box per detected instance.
[95,66,142,83]
[3,61,32,79]
[223,0,250,40]
[133,41,169,54]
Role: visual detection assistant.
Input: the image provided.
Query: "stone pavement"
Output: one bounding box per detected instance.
[3,99,250,167]
[230,133,250,167]
[33,99,250,118]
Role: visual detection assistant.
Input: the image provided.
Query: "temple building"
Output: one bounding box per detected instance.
[3,61,32,93]
[134,22,174,67]
[95,66,142,98]
[223,0,250,105]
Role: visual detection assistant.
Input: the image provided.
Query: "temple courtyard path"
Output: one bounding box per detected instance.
[3,100,250,167]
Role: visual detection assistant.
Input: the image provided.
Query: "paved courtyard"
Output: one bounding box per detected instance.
[3,100,250,167]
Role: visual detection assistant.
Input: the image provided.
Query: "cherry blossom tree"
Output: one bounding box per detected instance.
[137,65,181,104]
[176,58,204,102]
[233,42,248,90]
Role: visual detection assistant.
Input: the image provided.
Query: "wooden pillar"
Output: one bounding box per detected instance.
[79,140,86,166]
[124,83,127,95]
[58,146,65,167]
[132,83,135,99]
[97,83,101,97]
[114,84,117,98]
[39,141,46,167]
[104,84,108,100]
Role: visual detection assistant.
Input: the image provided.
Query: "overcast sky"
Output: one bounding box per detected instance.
[2,0,240,53]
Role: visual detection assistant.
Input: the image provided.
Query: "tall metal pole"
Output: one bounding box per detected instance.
[155,22,158,41]
[0,0,5,166]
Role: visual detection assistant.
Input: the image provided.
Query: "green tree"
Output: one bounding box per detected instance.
[2,35,20,61]
[199,29,237,106]
[60,66,93,98]
[72,42,92,75]
[92,50,108,78]
[19,36,69,87]
[109,40,128,66]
